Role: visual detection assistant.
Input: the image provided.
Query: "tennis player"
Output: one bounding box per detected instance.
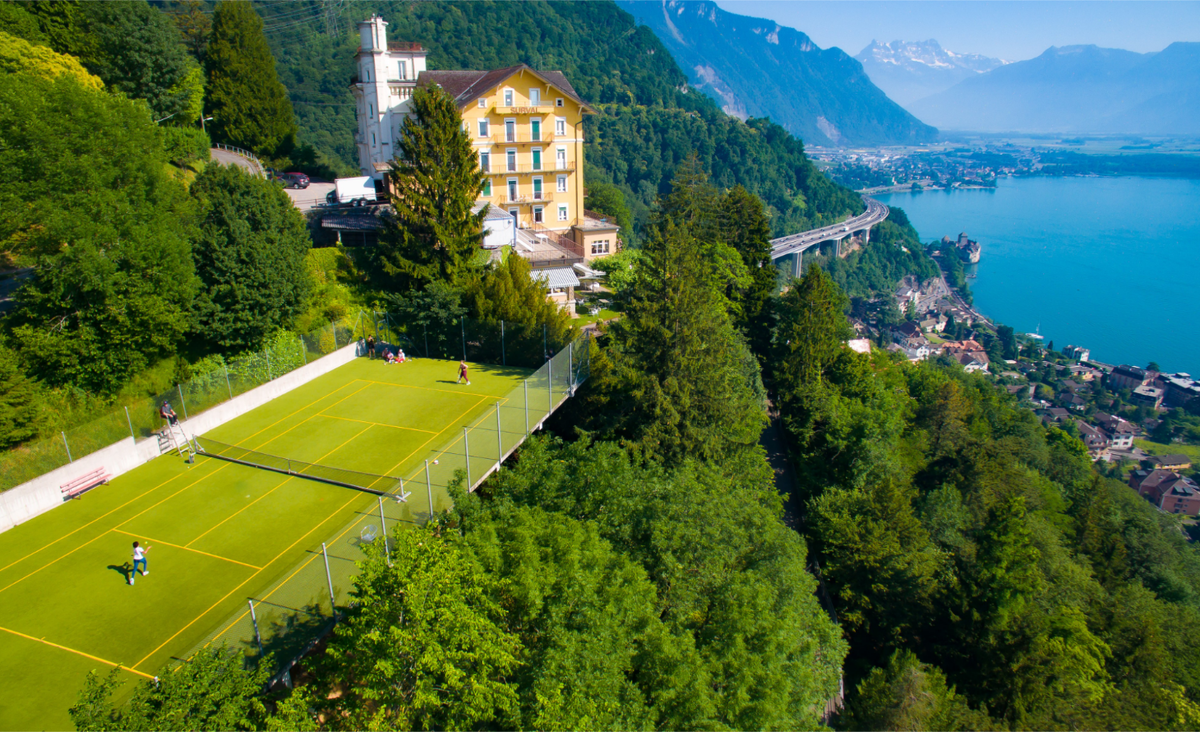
[130,541,151,585]
[457,359,470,385]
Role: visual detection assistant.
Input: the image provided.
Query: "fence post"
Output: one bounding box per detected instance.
[424,323,429,359]
[425,459,433,517]
[548,355,553,412]
[463,427,472,487]
[61,431,73,462]
[524,380,529,434]
[568,341,574,396]
[377,495,391,566]
[461,316,467,362]
[496,402,503,467]
[373,310,380,344]
[299,338,306,366]
[248,599,265,658]
[543,323,548,362]
[124,406,136,441]
[501,320,506,366]
[177,384,189,421]
[322,542,336,616]
[331,322,338,350]
[223,362,233,400]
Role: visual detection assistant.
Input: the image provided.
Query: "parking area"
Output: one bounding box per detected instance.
[284,181,336,212]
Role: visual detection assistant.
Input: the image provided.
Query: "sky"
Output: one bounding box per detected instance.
[713,1,1200,61]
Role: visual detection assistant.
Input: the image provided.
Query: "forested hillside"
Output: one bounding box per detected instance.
[253,0,863,236]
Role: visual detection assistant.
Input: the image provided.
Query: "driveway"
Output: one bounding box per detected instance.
[285,182,336,212]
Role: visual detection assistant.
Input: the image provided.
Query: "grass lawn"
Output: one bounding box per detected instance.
[0,356,533,731]
[576,308,620,328]
[1133,440,1200,463]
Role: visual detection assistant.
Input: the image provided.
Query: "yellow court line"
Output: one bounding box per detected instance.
[0,624,156,680]
[0,467,203,574]
[230,381,367,448]
[110,529,261,570]
[0,464,232,595]
[133,490,364,671]
[400,394,493,483]
[314,413,438,435]
[185,422,375,549]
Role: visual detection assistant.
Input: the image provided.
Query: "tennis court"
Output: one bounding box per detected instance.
[0,353,564,731]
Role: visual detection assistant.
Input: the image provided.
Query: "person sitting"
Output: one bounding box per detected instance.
[160,401,178,426]
[396,349,407,363]
[385,349,397,364]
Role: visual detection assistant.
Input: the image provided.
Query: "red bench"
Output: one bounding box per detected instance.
[61,468,110,499]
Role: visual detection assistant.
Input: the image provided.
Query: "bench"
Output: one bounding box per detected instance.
[61,467,110,499]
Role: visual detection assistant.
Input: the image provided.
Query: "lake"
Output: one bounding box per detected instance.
[877,176,1200,373]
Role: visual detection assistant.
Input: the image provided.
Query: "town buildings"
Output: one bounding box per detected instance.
[1130,469,1200,516]
[349,15,619,310]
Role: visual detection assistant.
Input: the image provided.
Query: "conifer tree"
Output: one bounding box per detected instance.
[0,346,44,450]
[204,0,296,157]
[378,84,487,293]
[720,185,776,355]
[775,264,852,388]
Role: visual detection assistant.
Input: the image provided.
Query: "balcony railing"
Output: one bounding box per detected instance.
[530,223,584,257]
[489,132,557,144]
[484,161,576,175]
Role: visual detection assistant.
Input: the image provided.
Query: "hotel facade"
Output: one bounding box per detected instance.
[351,15,619,280]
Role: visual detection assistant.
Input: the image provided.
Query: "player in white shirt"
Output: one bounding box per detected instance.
[130,541,151,585]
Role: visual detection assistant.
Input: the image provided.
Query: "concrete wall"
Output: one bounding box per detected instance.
[0,342,361,534]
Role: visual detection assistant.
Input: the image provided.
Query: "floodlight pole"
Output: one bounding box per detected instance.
[248,599,265,658]
[496,401,503,468]
[425,459,433,517]
[178,384,188,421]
[322,542,336,616]
[464,427,471,487]
[124,406,136,441]
[377,495,390,566]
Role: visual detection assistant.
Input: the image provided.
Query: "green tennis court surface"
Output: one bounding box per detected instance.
[0,356,534,731]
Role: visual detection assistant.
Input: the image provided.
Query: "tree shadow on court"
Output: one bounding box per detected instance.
[108,563,132,583]
[253,600,333,672]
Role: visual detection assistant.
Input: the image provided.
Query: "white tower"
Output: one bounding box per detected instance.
[353,16,428,179]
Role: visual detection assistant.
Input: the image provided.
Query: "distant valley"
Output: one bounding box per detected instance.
[615,0,937,146]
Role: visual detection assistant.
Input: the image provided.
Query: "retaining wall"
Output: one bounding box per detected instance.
[0,342,361,533]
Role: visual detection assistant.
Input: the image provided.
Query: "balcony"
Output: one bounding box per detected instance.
[490,132,557,144]
[484,161,576,175]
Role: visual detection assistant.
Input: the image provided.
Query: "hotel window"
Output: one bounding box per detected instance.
[557,175,567,193]
[533,205,544,223]
[368,103,374,118]
[556,98,564,107]
[531,148,542,171]
[478,119,489,137]
[477,98,487,108]
[505,119,516,142]
[504,88,514,107]
[507,179,518,202]
[479,151,490,173]
[556,148,567,170]
[371,132,376,147]
[508,207,518,221]
[533,177,543,200]
[482,178,492,196]
[531,119,541,141]
[506,149,517,172]
[558,204,568,222]
[530,89,541,106]
[555,117,566,136]
[591,240,610,255]
[399,61,407,79]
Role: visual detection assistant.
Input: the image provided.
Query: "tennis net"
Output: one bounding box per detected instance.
[194,437,410,499]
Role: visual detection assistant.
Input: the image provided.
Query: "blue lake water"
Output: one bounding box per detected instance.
[877,176,1200,373]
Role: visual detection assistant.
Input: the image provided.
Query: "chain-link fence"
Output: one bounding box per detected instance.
[0,317,364,492]
[372,312,572,370]
[181,332,592,683]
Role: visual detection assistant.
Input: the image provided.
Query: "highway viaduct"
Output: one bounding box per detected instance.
[769,197,889,278]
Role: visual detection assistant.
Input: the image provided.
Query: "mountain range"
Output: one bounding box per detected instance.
[909,43,1200,134]
[615,0,936,147]
[855,40,1008,107]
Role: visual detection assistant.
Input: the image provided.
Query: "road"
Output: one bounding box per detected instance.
[769,197,889,259]
[209,147,262,176]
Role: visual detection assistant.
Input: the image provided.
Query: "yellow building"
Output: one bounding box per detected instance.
[352,16,618,278]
